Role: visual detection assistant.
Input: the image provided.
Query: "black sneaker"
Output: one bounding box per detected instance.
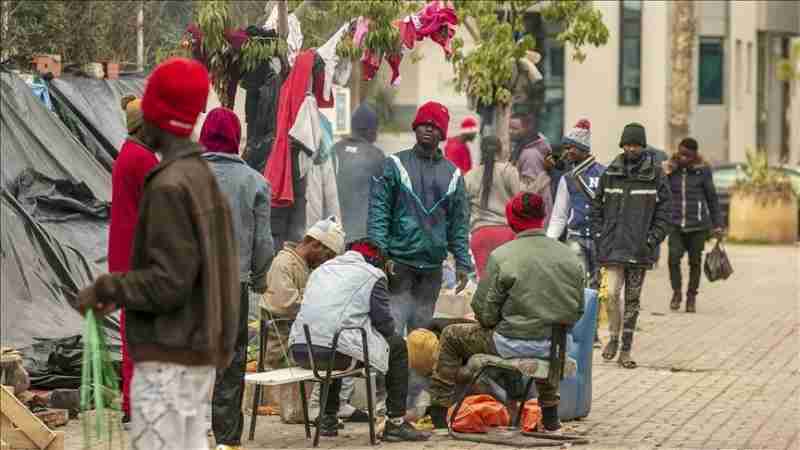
[426,406,449,429]
[383,420,431,442]
[541,406,562,432]
[345,408,371,423]
[318,414,339,437]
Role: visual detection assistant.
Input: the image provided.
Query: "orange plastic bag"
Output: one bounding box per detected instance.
[447,394,511,433]
[520,399,542,432]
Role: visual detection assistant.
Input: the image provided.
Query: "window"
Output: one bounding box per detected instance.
[619,0,642,105]
[735,39,742,109]
[746,41,753,94]
[699,37,724,104]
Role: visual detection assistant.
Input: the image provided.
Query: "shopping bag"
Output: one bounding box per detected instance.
[704,239,734,282]
[447,394,511,433]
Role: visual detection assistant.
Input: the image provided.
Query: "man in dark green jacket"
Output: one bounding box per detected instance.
[368,101,473,337]
[427,192,584,433]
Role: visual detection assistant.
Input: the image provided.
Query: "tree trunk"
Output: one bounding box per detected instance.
[669,0,695,150]
[494,104,511,161]
[136,1,144,71]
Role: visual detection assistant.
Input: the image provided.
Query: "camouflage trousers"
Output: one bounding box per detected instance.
[605,266,647,352]
[429,323,560,408]
[263,319,294,369]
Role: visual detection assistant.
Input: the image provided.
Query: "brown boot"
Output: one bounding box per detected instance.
[686,291,696,313]
[670,291,682,311]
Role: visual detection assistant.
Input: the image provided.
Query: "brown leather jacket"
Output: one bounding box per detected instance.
[101,142,240,368]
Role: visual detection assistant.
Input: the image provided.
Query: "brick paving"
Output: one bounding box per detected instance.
[63,243,799,449]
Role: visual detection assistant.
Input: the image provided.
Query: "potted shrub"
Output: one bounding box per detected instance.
[729,151,798,243]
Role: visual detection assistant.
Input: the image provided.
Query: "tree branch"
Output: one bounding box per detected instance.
[463,15,479,42]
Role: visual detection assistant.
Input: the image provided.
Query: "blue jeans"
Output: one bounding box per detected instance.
[567,236,599,289]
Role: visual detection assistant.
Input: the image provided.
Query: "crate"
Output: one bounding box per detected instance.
[31,55,62,78]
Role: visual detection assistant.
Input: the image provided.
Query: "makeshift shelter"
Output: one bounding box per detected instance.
[48,74,146,171]
[1,69,121,387]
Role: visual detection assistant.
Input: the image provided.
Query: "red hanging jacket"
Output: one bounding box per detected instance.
[265,51,316,207]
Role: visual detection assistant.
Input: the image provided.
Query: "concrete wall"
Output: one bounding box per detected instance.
[563,0,671,165]
[757,1,800,34]
[689,0,729,164]
[728,1,759,163]
[791,38,800,167]
[392,25,475,136]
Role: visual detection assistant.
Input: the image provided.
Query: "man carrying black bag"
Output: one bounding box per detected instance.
[663,138,723,313]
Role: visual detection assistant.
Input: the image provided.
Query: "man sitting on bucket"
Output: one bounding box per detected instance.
[288,239,431,442]
[426,192,585,432]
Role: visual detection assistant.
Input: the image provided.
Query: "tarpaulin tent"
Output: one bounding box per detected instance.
[48,74,146,171]
[1,69,119,385]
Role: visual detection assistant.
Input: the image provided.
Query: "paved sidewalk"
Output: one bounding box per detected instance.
[63,243,799,449]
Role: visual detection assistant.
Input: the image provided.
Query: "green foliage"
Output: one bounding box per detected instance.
[777,40,799,82]
[733,150,796,200]
[450,0,608,106]
[81,310,124,449]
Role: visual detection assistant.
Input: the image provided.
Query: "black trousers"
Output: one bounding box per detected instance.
[292,335,409,419]
[212,283,249,445]
[668,228,707,294]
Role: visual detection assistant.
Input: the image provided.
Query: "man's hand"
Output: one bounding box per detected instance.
[455,270,469,294]
[543,153,556,172]
[78,285,117,317]
[385,259,396,277]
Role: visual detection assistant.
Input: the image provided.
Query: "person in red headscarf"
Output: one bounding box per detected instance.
[200,107,274,449]
[444,116,478,173]
[426,192,585,433]
[109,95,159,425]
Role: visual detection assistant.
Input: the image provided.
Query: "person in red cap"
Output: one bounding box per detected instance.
[368,100,473,406]
[444,115,478,173]
[78,58,240,450]
[427,192,584,432]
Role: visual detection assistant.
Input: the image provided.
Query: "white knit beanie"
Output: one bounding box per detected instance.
[305,216,346,255]
[562,118,591,152]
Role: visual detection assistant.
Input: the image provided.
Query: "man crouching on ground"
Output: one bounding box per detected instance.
[260,218,344,370]
[427,192,585,432]
[78,58,239,450]
[288,239,431,442]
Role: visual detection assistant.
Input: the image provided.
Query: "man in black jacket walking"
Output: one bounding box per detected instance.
[663,138,722,313]
[591,123,671,369]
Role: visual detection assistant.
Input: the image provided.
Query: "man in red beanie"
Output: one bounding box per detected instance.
[78,58,240,450]
[427,192,584,432]
[368,100,473,408]
[444,116,478,173]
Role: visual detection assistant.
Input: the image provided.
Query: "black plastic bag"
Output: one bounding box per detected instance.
[704,239,733,282]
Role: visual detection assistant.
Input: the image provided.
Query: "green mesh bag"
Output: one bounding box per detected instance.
[80,310,125,450]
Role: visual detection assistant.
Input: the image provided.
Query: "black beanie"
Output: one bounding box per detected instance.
[619,122,647,148]
[679,137,699,152]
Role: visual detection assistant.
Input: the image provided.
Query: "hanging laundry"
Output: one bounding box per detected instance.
[264,5,304,67]
[397,0,458,56]
[361,48,381,82]
[265,51,315,207]
[353,17,371,48]
[316,22,354,104]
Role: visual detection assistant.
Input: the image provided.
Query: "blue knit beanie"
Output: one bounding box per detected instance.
[351,103,378,132]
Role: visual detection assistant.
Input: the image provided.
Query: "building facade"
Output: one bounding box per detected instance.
[394,1,800,166]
